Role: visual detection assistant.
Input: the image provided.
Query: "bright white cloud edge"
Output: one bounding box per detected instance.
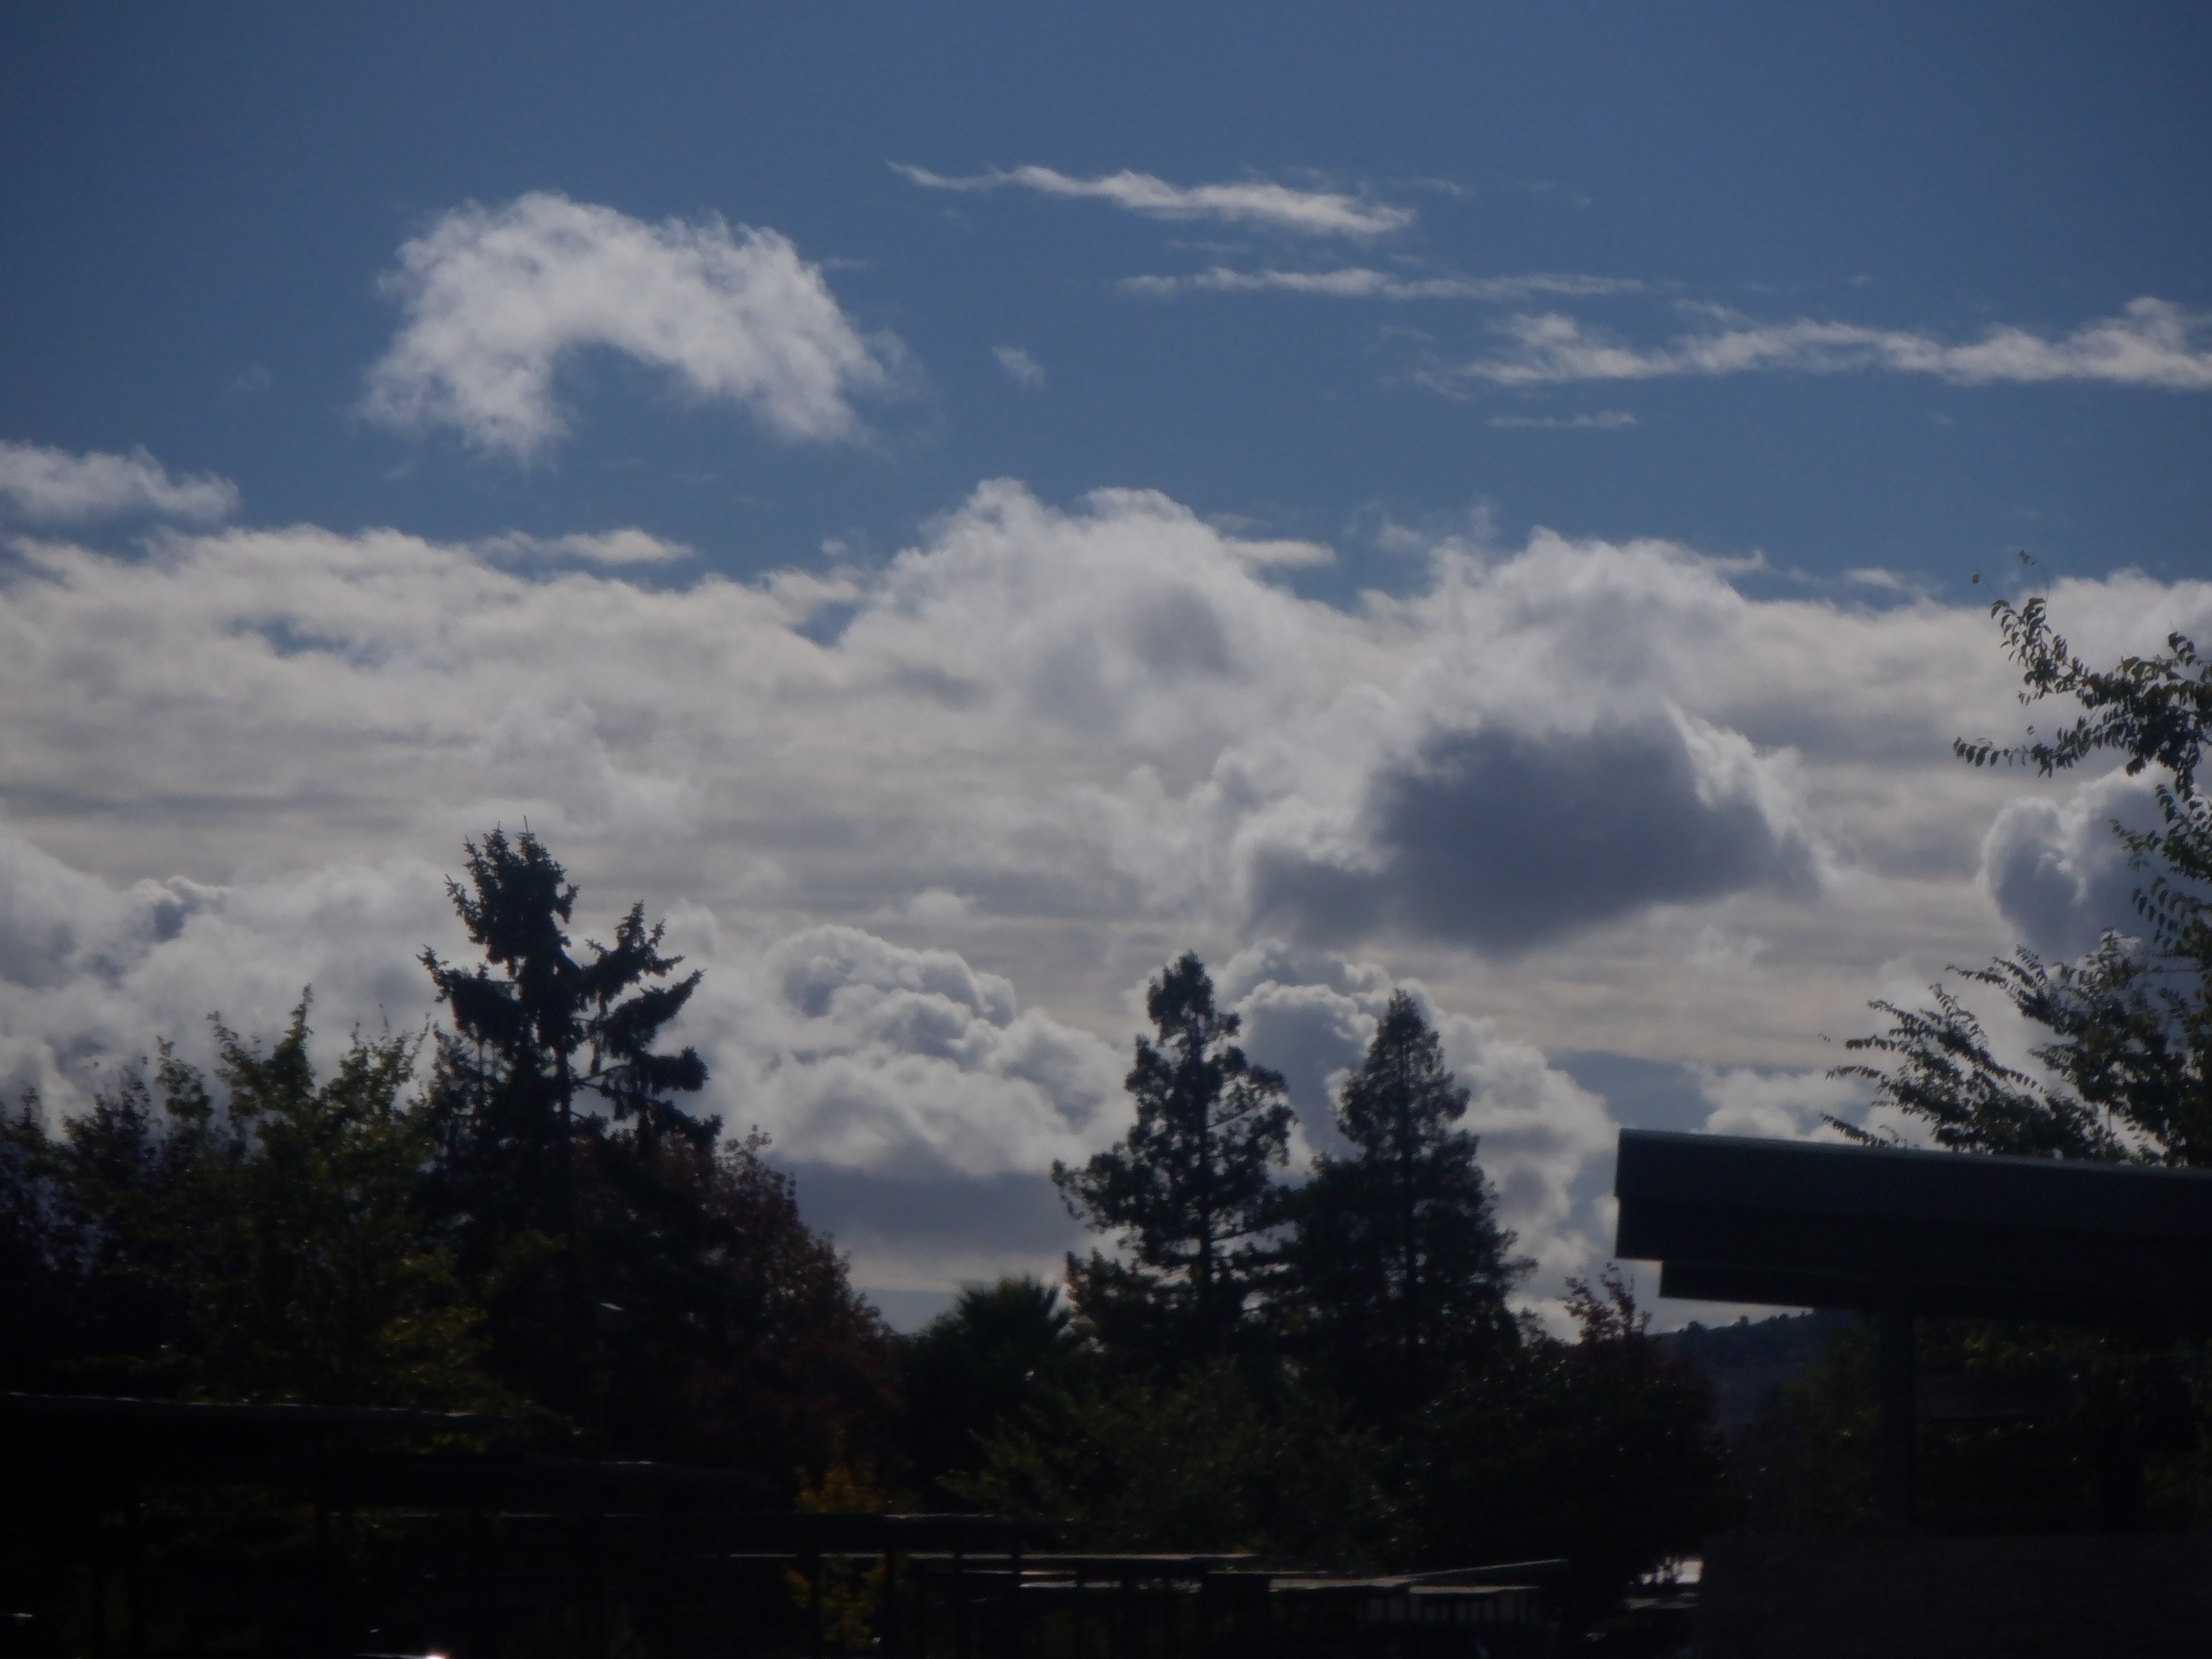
[361,192,901,460]
[0,440,239,524]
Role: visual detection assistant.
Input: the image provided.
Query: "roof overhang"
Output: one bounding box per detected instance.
[1612,1129,2212,1328]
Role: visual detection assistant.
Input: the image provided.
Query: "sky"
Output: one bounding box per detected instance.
[3,3,2210,1329]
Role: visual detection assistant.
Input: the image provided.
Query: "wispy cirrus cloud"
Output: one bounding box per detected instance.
[1488,410,1637,430]
[0,440,239,524]
[476,527,696,566]
[992,345,1046,388]
[362,192,902,460]
[894,163,1412,240]
[1120,267,1640,302]
[1437,297,2212,391]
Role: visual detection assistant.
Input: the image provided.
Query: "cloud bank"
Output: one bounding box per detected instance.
[895,164,1412,239]
[9,460,2212,1303]
[0,441,239,524]
[1440,298,2212,391]
[362,193,899,459]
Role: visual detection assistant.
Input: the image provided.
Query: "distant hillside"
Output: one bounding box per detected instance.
[1660,1309,1855,1431]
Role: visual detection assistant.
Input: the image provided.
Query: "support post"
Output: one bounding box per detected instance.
[806,1546,823,1659]
[125,1495,143,1659]
[882,1545,901,1659]
[1878,1286,1915,1531]
[952,1542,968,1659]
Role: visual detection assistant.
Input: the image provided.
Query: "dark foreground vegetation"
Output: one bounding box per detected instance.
[0,828,1733,1643]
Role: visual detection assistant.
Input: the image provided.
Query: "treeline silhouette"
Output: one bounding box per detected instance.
[0,828,1731,1621]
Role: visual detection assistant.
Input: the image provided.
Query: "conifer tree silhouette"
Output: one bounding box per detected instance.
[1288,990,1521,1416]
[1055,953,1292,1371]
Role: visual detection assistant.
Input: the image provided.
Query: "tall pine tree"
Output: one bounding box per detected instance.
[1288,991,1522,1416]
[1054,954,1293,1372]
[420,828,715,1436]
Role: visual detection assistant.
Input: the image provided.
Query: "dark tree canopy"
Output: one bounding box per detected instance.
[1400,1268,1736,1627]
[422,826,710,1191]
[0,1006,494,1410]
[415,829,892,1468]
[898,1275,1088,1502]
[1,832,896,1483]
[1289,991,1524,1414]
[1054,953,1294,1371]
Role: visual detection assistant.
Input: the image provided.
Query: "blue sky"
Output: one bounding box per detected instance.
[3,4,2210,1326]
[7,3,2208,586]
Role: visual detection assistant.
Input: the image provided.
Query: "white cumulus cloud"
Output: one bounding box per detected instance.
[895,163,1412,239]
[361,192,901,460]
[7,482,2212,1298]
[0,441,238,524]
[1979,768,2171,960]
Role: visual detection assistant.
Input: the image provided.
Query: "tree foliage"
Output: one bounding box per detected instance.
[1287,990,1525,1415]
[0,1006,495,1408]
[1023,953,1732,1611]
[951,1357,1392,1568]
[0,830,894,1488]
[1398,1269,1736,1626]
[1053,953,1294,1370]
[898,1275,1089,1503]
[1843,596,2212,1164]
[1810,594,2212,1541]
[417,830,890,1471]
[421,826,710,1253]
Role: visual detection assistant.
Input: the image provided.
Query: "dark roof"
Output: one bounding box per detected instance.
[1612,1129,2212,1326]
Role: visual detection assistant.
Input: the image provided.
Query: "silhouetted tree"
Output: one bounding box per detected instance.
[586,1126,899,1477]
[1287,991,1524,1416]
[419,829,894,1472]
[419,828,713,1425]
[1844,596,2212,1163]
[1054,953,1294,1372]
[0,1096,79,1390]
[0,1007,495,1408]
[421,827,709,1243]
[899,1275,1089,1503]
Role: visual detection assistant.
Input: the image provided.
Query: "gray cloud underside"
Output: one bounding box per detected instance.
[1251,718,1817,952]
